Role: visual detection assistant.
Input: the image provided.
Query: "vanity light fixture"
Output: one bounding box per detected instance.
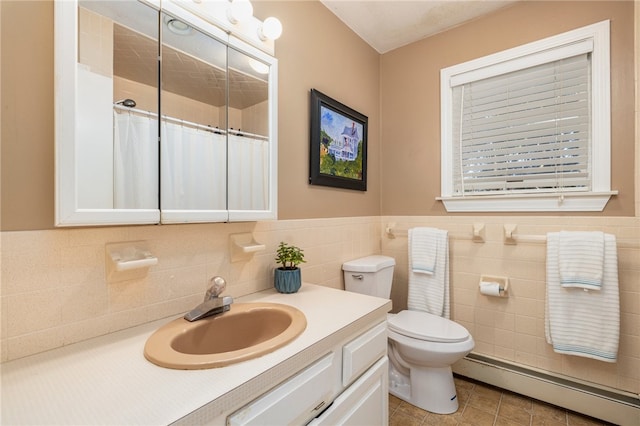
[258,17,282,41]
[169,0,282,55]
[227,0,253,24]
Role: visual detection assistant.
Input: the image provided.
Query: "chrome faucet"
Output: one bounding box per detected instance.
[184,276,233,322]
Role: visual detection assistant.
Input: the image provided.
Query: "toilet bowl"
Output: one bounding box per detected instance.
[343,255,474,414]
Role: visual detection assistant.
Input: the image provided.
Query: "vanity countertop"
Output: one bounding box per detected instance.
[1,284,391,425]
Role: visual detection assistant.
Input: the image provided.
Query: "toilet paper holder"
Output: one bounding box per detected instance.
[479,275,509,297]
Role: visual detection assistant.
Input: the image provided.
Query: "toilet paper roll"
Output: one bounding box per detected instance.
[480,282,502,296]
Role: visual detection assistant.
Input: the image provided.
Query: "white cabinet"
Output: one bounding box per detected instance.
[342,321,388,387]
[227,353,338,426]
[54,0,277,227]
[309,357,388,426]
[227,320,388,426]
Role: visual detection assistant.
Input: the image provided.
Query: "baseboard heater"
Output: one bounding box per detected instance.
[453,353,640,426]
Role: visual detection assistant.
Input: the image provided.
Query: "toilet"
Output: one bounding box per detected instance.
[343,255,474,414]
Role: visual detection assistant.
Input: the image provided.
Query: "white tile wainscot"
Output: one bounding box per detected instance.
[1,284,392,425]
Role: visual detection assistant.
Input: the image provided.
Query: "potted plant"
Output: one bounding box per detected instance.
[274,242,306,293]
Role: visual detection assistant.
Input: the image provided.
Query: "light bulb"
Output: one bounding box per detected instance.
[227,0,253,24]
[258,17,282,41]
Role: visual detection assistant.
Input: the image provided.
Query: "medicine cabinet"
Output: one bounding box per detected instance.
[55,0,277,226]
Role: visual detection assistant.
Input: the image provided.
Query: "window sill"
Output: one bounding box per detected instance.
[437,191,617,212]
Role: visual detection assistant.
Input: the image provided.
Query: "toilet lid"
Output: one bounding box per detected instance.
[387,310,470,343]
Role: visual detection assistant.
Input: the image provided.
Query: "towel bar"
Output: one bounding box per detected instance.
[385,223,485,243]
[503,224,639,248]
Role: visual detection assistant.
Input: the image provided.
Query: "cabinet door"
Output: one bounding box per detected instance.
[159,10,229,224]
[228,352,337,426]
[226,41,278,222]
[55,0,161,226]
[309,357,389,426]
[342,321,387,387]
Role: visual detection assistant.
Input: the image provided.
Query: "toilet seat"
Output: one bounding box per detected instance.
[388,310,469,343]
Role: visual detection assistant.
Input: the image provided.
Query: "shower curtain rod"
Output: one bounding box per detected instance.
[113,104,268,140]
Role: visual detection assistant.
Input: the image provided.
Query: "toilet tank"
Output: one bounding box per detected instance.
[342,255,395,299]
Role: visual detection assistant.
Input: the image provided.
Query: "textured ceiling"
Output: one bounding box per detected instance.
[114,25,268,110]
[320,0,520,53]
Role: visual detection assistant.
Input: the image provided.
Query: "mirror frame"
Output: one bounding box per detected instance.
[55,0,160,226]
[54,0,278,226]
[226,35,279,222]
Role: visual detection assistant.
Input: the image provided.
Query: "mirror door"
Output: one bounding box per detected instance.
[56,0,160,226]
[227,43,277,221]
[159,11,228,223]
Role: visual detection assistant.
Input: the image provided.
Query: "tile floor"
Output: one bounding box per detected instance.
[388,375,616,426]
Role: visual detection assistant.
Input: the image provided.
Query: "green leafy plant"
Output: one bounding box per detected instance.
[275,242,306,270]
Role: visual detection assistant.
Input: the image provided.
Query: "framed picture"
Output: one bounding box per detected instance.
[309,89,368,191]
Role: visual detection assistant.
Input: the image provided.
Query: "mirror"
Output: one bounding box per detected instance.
[227,47,271,213]
[159,11,228,223]
[55,0,277,226]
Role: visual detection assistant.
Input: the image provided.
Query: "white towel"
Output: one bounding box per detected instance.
[408,228,450,318]
[559,231,605,290]
[545,232,620,362]
[410,227,440,275]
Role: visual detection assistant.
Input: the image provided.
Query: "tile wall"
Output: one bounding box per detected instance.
[0,217,381,362]
[382,215,640,395]
[1,215,638,398]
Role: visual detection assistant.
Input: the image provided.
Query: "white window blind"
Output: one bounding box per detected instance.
[451,53,591,196]
[439,20,614,212]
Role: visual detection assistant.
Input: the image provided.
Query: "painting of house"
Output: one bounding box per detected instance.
[311,90,367,190]
[328,122,360,161]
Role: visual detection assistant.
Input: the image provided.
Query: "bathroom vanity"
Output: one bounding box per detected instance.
[0,284,391,425]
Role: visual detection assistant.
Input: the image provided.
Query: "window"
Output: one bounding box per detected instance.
[439,20,616,212]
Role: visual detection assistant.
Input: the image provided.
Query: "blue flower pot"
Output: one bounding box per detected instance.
[274,268,301,293]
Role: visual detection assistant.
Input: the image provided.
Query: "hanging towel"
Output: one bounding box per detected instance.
[410,227,440,275]
[559,231,605,290]
[545,232,620,362]
[408,228,450,318]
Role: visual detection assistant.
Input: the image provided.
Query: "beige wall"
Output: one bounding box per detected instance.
[0,1,636,228]
[253,1,381,220]
[380,0,636,217]
[1,1,55,230]
[0,0,382,231]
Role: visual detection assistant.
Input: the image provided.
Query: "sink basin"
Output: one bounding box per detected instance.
[144,302,307,369]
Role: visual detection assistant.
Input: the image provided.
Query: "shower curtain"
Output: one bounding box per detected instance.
[114,113,265,212]
[227,133,269,211]
[161,121,227,211]
[113,111,159,209]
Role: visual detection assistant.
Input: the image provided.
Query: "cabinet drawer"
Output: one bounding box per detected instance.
[342,321,387,387]
[227,352,335,426]
[309,357,389,426]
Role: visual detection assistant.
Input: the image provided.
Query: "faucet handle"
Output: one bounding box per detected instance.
[205,276,227,300]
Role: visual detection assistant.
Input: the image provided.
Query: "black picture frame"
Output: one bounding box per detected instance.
[309,89,368,191]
